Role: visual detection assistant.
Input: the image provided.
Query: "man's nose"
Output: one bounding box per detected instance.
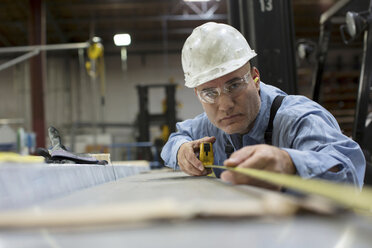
[217,92,234,112]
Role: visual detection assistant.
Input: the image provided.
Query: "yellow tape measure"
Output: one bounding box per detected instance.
[205,165,372,214]
[199,142,216,177]
[199,142,372,213]
[199,142,213,165]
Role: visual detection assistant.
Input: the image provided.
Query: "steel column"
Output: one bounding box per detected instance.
[137,85,150,142]
[240,0,298,94]
[165,85,176,133]
[353,5,372,144]
[311,22,332,103]
[29,0,46,148]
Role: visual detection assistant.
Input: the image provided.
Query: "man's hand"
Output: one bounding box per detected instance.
[220,144,296,189]
[177,136,216,176]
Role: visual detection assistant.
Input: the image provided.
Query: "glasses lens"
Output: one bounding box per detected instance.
[224,79,246,95]
[200,89,219,103]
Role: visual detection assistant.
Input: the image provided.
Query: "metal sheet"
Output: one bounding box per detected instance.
[0,171,372,247]
[1,216,372,248]
[0,163,149,210]
[36,171,296,214]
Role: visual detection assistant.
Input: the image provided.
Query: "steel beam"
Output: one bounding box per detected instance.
[52,14,228,24]
[0,50,39,71]
[0,42,89,54]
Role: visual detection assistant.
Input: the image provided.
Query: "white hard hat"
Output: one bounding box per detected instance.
[182,22,257,88]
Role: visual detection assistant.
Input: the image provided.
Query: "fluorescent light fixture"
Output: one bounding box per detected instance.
[114,33,131,46]
[184,0,211,2]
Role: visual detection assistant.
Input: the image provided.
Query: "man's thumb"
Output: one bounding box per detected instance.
[199,136,216,144]
[192,136,216,149]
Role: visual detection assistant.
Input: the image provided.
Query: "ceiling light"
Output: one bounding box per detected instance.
[113,34,131,46]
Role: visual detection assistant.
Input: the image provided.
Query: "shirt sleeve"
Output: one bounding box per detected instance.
[274,96,366,188]
[161,113,211,170]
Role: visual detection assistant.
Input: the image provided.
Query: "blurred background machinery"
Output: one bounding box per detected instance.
[0,0,370,173]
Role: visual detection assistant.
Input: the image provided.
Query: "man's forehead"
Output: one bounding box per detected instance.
[197,64,250,90]
[197,78,224,89]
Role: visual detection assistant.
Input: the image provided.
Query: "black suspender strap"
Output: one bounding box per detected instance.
[264,95,285,145]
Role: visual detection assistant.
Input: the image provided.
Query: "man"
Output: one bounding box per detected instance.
[161,22,365,188]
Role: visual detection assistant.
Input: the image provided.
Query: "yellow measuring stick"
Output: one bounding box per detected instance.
[205,165,372,213]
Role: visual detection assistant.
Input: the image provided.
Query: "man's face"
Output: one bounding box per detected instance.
[195,63,261,134]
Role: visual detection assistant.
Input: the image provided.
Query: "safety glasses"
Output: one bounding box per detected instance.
[197,72,251,104]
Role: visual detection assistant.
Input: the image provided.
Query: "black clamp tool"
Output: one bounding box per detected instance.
[37,126,107,165]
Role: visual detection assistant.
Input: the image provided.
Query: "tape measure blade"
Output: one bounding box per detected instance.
[205,165,372,213]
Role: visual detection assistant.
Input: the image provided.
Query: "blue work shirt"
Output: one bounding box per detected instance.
[161,82,366,188]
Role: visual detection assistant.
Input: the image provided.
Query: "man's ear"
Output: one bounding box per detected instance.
[194,88,198,96]
[252,67,260,88]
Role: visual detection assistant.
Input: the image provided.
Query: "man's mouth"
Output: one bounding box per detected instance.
[220,114,241,122]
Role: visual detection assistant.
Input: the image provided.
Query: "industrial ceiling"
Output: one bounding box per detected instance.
[0,0,344,55]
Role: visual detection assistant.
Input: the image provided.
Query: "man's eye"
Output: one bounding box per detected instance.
[226,82,243,91]
[203,90,218,98]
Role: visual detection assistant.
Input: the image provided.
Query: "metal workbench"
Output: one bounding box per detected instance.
[0,170,372,248]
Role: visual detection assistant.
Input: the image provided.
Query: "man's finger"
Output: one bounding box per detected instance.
[199,136,216,143]
[220,170,251,184]
[220,170,237,182]
[224,147,255,167]
[181,163,204,176]
[179,156,204,176]
[185,150,205,171]
[191,136,216,149]
[224,157,240,167]
[233,153,266,171]
[221,170,264,186]
[181,147,208,175]
[220,170,234,182]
